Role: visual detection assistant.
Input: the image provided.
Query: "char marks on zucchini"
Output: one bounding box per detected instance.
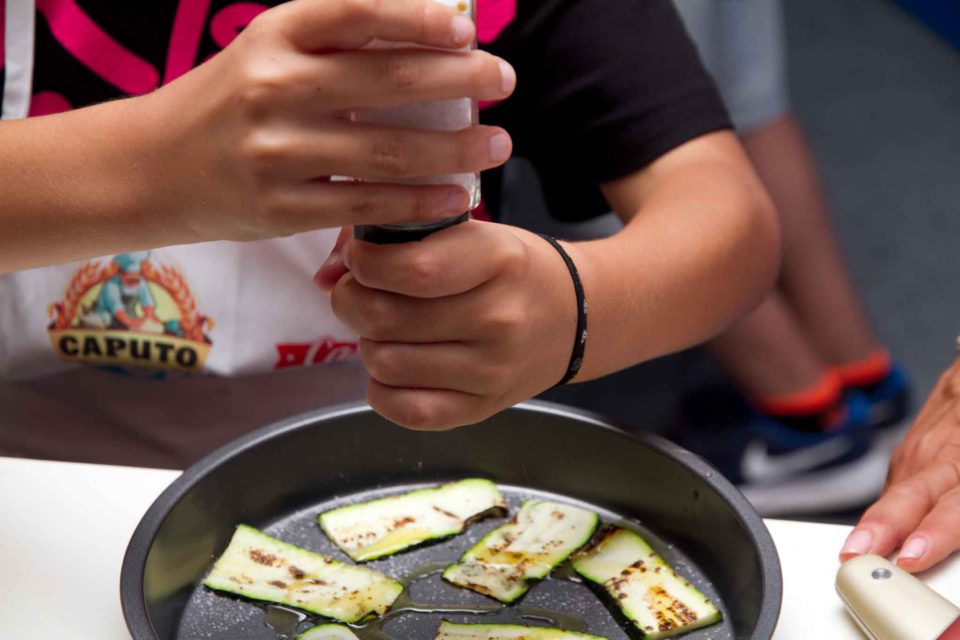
[204,525,403,623]
[443,500,599,603]
[318,479,506,562]
[571,527,721,639]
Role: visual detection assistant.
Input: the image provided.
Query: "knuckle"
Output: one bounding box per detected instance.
[471,53,500,90]
[361,342,398,382]
[915,431,940,458]
[396,397,442,430]
[485,303,527,338]
[329,277,352,320]
[416,2,431,40]
[238,59,289,110]
[404,252,439,289]
[890,478,934,506]
[406,191,432,221]
[356,294,394,339]
[338,0,379,25]
[936,489,960,512]
[349,192,388,220]
[237,10,278,44]
[385,56,423,91]
[369,138,412,177]
[344,247,374,285]
[498,236,529,272]
[941,441,960,466]
[241,131,289,178]
[451,131,476,172]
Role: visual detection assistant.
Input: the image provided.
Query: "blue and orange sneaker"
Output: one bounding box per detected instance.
[850,363,912,448]
[673,386,889,516]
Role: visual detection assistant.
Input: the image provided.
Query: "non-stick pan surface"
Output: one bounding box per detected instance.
[121,401,782,639]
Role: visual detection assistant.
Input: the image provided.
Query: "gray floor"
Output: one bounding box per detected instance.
[509,0,960,516]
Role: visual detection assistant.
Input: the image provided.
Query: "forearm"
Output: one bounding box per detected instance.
[0,96,180,274]
[568,133,780,381]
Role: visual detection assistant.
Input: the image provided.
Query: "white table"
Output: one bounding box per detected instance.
[2,456,959,639]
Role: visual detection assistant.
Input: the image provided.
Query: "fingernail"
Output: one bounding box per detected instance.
[489,132,511,163]
[899,536,929,561]
[841,529,874,556]
[319,250,341,271]
[498,60,516,94]
[451,15,474,45]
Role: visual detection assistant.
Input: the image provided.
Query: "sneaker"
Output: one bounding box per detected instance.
[850,363,912,449]
[673,388,889,517]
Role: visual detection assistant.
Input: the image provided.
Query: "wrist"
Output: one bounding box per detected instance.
[552,238,608,381]
[537,235,588,387]
[105,91,202,249]
[55,95,192,253]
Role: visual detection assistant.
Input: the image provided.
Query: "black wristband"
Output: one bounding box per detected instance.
[538,234,587,387]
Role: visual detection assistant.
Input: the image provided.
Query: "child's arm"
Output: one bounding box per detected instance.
[574,130,780,379]
[316,129,778,430]
[0,0,515,275]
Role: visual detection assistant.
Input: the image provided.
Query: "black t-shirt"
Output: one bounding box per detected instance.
[4,0,729,221]
[485,0,731,220]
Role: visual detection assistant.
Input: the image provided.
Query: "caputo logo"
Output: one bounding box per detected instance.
[47,251,213,371]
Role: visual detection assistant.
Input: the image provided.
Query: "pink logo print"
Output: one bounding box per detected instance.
[36,0,160,95]
[477,0,517,45]
[29,91,72,116]
[164,0,212,84]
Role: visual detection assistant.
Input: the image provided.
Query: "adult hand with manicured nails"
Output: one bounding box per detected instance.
[0,0,516,274]
[314,221,580,430]
[842,355,960,572]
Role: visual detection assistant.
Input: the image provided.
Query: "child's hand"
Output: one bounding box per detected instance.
[315,221,581,430]
[138,0,515,244]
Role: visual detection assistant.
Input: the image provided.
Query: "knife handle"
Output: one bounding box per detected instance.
[836,555,960,640]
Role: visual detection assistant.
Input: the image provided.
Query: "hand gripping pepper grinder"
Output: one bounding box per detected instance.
[352,0,480,245]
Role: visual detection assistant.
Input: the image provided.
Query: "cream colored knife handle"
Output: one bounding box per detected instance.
[837,555,960,640]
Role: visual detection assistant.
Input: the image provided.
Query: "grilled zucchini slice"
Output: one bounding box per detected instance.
[571,528,722,639]
[443,500,599,602]
[298,625,360,639]
[319,479,506,562]
[204,525,403,622]
[435,622,608,640]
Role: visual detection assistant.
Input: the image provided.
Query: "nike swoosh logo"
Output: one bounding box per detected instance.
[741,436,858,484]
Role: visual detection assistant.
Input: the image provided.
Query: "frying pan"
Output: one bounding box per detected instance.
[120,401,782,639]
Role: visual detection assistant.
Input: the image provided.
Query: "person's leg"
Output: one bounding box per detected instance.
[698,0,894,408]
[711,113,893,412]
[742,115,883,369]
[709,292,826,398]
[670,0,907,515]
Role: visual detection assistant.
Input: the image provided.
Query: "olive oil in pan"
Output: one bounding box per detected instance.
[196,484,731,640]
[264,605,307,638]
[278,558,588,639]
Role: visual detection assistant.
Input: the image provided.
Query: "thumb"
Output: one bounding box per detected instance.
[314,226,352,292]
